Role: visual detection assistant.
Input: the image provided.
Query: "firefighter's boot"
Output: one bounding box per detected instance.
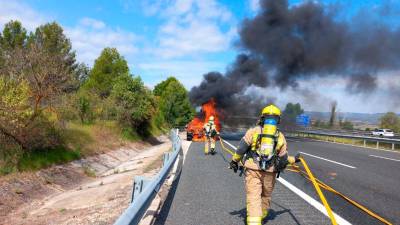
[210,138,216,155]
[204,141,209,155]
[210,148,216,155]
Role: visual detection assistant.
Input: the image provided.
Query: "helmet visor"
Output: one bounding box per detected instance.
[262,115,280,125]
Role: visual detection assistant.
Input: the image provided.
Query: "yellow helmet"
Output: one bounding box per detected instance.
[261,104,281,117]
[209,116,215,121]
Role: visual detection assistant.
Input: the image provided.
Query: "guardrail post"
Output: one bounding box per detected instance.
[132,176,152,203]
[163,152,171,167]
[392,143,395,150]
[363,140,366,147]
[115,128,182,225]
[376,141,379,149]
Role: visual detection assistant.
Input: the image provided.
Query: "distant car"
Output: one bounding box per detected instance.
[372,129,394,137]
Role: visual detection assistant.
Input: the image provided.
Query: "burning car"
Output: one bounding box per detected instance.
[186,98,221,141]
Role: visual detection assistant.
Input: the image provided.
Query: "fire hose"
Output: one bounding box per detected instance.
[218,137,393,225]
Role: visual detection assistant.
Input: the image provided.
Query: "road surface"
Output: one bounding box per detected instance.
[155,134,400,225]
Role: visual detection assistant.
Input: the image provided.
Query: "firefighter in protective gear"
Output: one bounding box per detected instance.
[203,116,218,155]
[230,105,289,225]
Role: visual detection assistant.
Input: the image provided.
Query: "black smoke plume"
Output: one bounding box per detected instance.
[240,0,400,88]
[190,0,400,117]
[190,54,269,116]
[346,73,377,94]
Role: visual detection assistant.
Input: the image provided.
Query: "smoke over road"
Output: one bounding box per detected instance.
[189,54,271,116]
[190,0,400,115]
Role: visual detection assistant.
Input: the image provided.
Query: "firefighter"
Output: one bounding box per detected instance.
[203,116,218,155]
[229,105,292,225]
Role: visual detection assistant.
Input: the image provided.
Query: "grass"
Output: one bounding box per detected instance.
[0,166,17,175]
[83,165,96,177]
[1,119,167,175]
[143,154,164,173]
[17,147,81,171]
[121,127,141,141]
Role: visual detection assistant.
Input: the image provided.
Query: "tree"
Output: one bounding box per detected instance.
[0,77,32,150]
[83,48,128,98]
[380,112,400,132]
[329,101,337,128]
[111,74,155,135]
[0,41,75,150]
[30,22,76,66]
[28,22,79,94]
[0,20,28,67]
[0,20,27,50]
[282,103,304,122]
[154,77,194,127]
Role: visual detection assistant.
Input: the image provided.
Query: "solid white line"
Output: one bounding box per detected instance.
[369,155,400,162]
[222,139,237,150]
[278,178,352,225]
[300,152,357,169]
[224,140,352,225]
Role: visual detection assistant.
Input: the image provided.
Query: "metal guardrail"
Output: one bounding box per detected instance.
[304,128,400,139]
[114,129,182,225]
[289,130,400,150]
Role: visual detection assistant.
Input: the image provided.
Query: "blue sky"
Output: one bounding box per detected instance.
[0,0,399,113]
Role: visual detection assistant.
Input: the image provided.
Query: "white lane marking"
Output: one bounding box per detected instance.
[222,139,237,151]
[224,140,352,225]
[278,178,352,225]
[369,155,400,162]
[300,152,356,169]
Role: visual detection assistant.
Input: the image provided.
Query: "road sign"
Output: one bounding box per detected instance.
[296,114,311,127]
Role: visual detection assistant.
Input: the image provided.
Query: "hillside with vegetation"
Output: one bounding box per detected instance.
[0,20,194,175]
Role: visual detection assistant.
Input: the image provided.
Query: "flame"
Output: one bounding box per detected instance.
[187,98,221,141]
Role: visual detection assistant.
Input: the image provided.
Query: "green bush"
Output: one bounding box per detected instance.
[112,74,155,136]
[153,77,194,127]
[17,147,81,171]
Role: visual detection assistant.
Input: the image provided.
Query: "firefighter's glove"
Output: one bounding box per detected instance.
[229,160,239,173]
[275,154,289,173]
[294,153,301,163]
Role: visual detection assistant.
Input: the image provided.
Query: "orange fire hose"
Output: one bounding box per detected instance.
[219,137,393,225]
[287,164,393,225]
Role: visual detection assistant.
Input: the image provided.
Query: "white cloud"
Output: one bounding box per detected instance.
[146,0,236,59]
[248,0,260,13]
[65,18,138,65]
[138,60,224,88]
[79,17,106,29]
[0,0,47,30]
[248,73,400,113]
[0,1,138,66]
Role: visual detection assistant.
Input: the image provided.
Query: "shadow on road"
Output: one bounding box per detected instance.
[268,201,301,225]
[153,171,182,225]
[228,200,302,225]
[229,207,246,224]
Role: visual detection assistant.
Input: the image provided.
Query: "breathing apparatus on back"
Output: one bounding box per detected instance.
[255,105,281,171]
[205,116,217,137]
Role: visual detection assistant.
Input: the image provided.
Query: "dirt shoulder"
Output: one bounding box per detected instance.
[0,136,171,225]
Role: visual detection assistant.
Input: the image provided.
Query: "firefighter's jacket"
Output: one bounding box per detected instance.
[203,122,217,138]
[233,126,287,172]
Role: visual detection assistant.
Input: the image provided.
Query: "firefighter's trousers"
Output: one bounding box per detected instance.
[245,169,276,225]
[204,136,216,154]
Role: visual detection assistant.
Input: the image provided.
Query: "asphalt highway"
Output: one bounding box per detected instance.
[281,136,400,225]
[155,134,400,225]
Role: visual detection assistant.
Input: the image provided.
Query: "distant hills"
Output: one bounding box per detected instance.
[304,111,398,125]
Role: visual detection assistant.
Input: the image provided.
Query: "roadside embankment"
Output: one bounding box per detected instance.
[0,135,170,225]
